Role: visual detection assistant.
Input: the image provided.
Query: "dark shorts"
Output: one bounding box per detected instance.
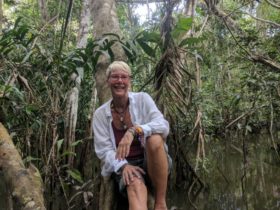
[112,153,172,197]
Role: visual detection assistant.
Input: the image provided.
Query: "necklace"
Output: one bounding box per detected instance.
[111,101,129,130]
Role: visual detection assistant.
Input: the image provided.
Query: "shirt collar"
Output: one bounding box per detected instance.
[104,92,134,117]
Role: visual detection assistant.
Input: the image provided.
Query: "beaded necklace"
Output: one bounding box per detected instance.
[111,101,129,130]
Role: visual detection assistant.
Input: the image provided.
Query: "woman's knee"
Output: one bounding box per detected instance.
[146,134,164,152]
[127,178,147,197]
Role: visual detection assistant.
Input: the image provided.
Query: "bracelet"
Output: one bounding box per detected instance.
[127,127,136,137]
[135,126,143,135]
[134,126,144,146]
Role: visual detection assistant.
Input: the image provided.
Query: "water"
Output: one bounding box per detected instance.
[167,134,280,210]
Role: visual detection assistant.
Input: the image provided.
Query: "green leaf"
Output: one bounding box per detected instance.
[179,37,203,47]
[176,16,193,31]
[24,156,41,163]
[21,50,33,63]
[66,169,83,183]
[103,33,121,41]
[136,39,155,57]
[172,16,193,39]
[57,139,64,151]
[142,31,161,44]
[62,151,76,157]
[14,17,23,29]
[246,125,252,132]
[71,140,83,147]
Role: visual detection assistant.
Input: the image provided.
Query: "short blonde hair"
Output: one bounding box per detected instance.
[106,61,131,77]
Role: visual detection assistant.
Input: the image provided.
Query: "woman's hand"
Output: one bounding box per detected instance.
[121,164,145,185]
[115,130,134,160]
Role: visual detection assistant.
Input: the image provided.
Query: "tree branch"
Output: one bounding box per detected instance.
[244,12,280,28]
[117,0,164,3]
[265,0,280,9]
[204,0,280,73]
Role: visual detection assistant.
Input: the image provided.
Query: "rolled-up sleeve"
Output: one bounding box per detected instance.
[93,109,127,176]
[93,92,169,177]
[138,92,169,140]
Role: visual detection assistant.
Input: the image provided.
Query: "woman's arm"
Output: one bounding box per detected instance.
[93,109,128,176]
[137,92,170,140]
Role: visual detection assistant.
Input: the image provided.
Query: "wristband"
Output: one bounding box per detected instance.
[135,126,144,146]
[127,127,136,137]
[135,126,143,135]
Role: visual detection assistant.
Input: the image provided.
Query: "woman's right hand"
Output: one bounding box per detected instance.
[115,130,134,160]
[121,164,145,185]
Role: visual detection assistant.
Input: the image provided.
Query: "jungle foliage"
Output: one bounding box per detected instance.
[0,0,280,209]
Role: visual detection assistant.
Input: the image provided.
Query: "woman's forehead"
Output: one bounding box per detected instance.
[111,69,129,75]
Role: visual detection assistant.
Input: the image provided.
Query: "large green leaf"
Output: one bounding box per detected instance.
[172,16,193,39]
[179,37,204,47]
[141,31,161,44]
[136,38,156,57]
[66,169,83,184]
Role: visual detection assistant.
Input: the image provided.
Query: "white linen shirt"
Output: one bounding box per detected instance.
[93,92,170,177]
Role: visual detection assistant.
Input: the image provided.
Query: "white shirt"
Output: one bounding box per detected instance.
[93,92,170,177]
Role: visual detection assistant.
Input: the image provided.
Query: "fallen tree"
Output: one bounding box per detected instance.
[0,122,46,210]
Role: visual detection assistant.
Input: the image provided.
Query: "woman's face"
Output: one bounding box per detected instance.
[107,69,131,98]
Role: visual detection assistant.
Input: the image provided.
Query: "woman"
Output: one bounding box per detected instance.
[93,61,170,210]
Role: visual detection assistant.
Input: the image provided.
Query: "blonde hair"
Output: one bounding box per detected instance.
[106,61,131,77]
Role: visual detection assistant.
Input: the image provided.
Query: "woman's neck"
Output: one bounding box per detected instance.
[112,96,129,110]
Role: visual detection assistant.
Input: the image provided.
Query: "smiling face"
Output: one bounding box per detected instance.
[107,69,131,99]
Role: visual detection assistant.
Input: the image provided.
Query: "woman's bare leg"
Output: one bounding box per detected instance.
[127,178,148,210]
[146,134,168,210]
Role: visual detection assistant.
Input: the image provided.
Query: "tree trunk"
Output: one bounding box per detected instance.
[64,0,93,169]
[91,0,128,209]
[64,85,79,167]
[0,0,3,33]
[92,0,127,104]
[38,0,49,23]
[0,123,45,210]
[185,0,197,17]
[77,0,91,48]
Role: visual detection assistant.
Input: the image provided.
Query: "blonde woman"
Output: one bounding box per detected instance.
[93,61,171,210]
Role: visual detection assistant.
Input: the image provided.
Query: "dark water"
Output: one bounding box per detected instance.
[167,134,280,210]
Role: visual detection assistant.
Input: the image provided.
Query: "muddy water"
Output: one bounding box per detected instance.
[167,134,280,210]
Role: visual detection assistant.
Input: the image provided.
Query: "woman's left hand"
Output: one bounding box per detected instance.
[116,130,134,160]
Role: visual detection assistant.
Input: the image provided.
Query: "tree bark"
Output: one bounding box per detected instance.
[0,123,45,210]
[92,0,127,104]
[64,0,92,168]
[91,1,128,209]
[38,0,49,23]
[64,85,79,167]
[0,0,3,33]
[77,0,92,48]
[185,0,197,17]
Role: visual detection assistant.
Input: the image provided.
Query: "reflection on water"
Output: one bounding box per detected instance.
[168,134,280,210]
